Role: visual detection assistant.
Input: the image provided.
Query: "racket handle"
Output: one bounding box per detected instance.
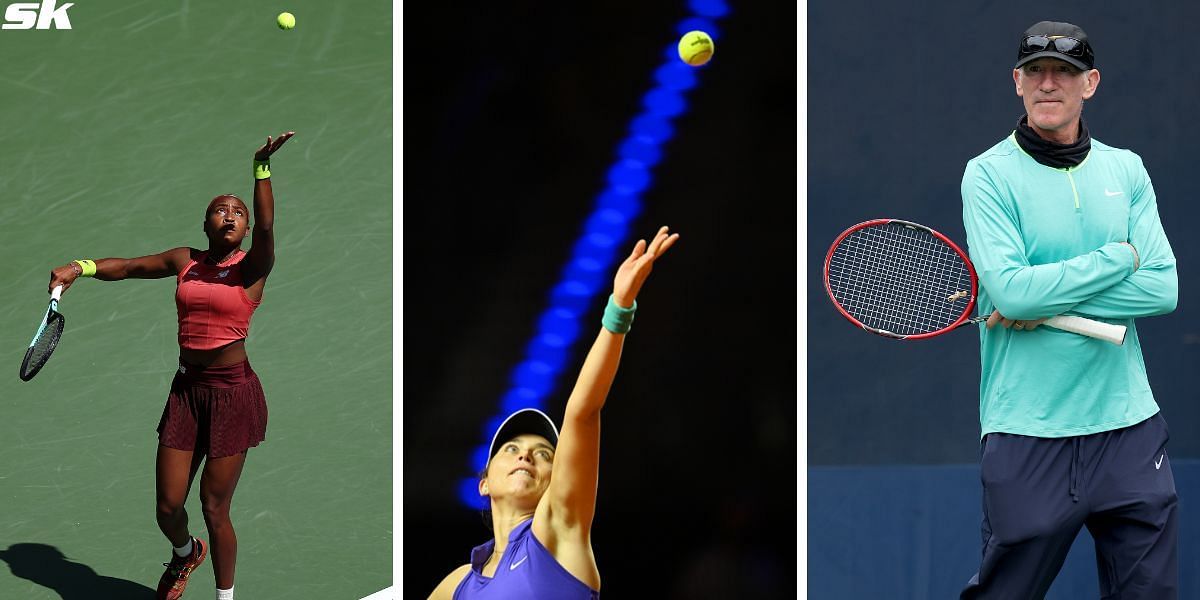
[50,285,63,302]
[1045,315,1127,346]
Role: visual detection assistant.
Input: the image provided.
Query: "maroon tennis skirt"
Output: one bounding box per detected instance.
[157,359,268,458]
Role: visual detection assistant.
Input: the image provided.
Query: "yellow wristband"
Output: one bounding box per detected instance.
[254,159,271,180]
[74,259,96,277]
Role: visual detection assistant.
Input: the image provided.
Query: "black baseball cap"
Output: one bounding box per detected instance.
[1015,21,1095,71]
[486,408,559,467]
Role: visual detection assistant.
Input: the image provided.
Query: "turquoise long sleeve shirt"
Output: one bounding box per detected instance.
[961,133,1177,438]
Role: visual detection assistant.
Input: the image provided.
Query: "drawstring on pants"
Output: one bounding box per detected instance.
[1068,437,1081,503]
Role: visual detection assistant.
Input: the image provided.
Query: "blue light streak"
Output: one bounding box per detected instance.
[459,8,724,509]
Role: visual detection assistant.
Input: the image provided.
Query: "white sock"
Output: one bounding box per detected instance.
[173,537,193,558]
[216,586,234,600]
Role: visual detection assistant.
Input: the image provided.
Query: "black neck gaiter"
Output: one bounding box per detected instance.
[1013,115,1091,169]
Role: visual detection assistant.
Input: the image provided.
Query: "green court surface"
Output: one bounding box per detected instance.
[0,2,391,598]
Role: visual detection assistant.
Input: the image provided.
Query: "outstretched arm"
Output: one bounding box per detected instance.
[243,131,294,286]
[537,226,679,535]
[48,247,193,294]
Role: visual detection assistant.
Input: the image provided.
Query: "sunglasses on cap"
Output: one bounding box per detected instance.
[1019,35,1093,61]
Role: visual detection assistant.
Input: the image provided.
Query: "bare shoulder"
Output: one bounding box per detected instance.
[156,247,198,275]
[428,563,472,600]
[162,247,194,267]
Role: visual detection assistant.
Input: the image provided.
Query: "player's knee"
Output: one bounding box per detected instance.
[156,499,185,521]
[200,495,232,523]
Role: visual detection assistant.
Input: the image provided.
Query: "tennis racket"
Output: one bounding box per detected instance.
[823,219,1127,345]
[19,284,66,381]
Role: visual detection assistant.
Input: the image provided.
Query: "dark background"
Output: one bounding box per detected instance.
[807,1,1200,597]
[403,2,796,598]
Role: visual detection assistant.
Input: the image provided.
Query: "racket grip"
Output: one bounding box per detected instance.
[50,285,63,302]
[1045,315,1127,346]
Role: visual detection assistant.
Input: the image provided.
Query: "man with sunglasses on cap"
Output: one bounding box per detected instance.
[428,227,679,599]
[959,21,1179,599]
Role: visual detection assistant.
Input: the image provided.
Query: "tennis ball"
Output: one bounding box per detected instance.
[678,30,714,67]
[277,12,295,30]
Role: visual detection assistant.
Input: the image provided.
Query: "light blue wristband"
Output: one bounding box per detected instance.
[602,295,637,334]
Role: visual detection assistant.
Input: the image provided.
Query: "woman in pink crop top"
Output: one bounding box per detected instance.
[46,131,294,600]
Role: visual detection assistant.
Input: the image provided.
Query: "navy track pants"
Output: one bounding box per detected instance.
[961,413,1178,599]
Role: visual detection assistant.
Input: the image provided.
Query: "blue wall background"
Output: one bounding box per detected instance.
[810,461,1200,598]
[808,0,1200,596]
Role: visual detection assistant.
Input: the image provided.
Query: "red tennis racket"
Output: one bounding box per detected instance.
[823,219,1126,345]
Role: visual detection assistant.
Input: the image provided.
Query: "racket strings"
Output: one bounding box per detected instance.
[22,314,64,378]
[827,223,973,335]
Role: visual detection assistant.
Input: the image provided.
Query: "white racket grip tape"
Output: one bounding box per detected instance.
[1045,315,1127,346]
[50,285,63,302]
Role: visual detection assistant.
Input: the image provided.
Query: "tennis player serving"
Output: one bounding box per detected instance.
[959,22,1178,599]
[46,131,294,600]
[428,226,679,600]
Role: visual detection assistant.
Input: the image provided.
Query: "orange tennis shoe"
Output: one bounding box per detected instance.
[156,537,208,600]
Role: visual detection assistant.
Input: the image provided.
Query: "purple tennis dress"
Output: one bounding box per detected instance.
[454,519,600,599]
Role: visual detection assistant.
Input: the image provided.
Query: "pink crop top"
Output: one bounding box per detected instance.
[175,250,261,350]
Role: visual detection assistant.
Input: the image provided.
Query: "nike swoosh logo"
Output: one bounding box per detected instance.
[509,556,528,570]
[1156,454,1164,470]
[1104,189,1124,197]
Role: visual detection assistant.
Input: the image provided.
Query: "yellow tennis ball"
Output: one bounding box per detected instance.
[678,30,714,67]
[277,12,296,30]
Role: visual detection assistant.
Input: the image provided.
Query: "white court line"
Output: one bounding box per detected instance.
[360,587,392,600]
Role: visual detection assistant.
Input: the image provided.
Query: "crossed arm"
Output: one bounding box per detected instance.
[962,162,1177,325]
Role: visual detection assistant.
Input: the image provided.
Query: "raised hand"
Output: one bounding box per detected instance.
[254,131,296,161]
[612,226,680,308]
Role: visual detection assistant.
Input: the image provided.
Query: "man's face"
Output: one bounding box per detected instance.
[1013,57,1099,139]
